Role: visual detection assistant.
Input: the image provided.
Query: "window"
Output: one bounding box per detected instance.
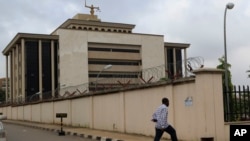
[89,73,138,78]
[88,47,140,53]
[88,60,140,66]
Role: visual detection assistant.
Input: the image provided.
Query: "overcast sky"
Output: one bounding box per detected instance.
[0,0,249,86]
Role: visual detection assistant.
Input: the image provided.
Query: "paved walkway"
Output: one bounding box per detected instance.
[3,120,169,141]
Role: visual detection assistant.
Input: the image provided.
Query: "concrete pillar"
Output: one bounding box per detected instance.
[21,39,25,101]
[11,48,15,103]
[164,47,168,78]
[184,48,187,77]
[13,46,17,102]
[16,44,19,102]
[193,68,225,140]
[38,40,43,100]
[5,55,8,102]
[9,51,13,103]
[51,40,55,98]
[173,48,176,76]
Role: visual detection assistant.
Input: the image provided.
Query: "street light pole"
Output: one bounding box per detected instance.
[95,64,112,91]
[224,2,234,121]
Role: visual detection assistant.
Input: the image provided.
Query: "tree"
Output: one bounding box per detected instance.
[217,56,235,121]
[216,56,233,90]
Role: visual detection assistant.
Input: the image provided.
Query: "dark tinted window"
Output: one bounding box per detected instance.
[25,41,39,97]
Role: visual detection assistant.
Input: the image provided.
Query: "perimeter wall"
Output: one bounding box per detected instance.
[0,68,236,141]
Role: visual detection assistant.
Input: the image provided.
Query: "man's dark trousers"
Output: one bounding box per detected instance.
[154,125,178,141]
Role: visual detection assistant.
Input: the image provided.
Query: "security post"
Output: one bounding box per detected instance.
[56,113,67,136]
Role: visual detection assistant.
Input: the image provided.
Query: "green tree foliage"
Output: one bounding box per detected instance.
[216,56,233,90]
[217,56,236,121]
[217,57,250,122]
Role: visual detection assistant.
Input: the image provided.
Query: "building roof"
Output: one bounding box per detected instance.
[59,19,135,29]
[51,14,135,34]
[2,33,59,55]
[2,13,190,55]
[164,42,190,49]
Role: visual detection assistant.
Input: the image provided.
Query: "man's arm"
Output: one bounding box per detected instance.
[152,112,158,122]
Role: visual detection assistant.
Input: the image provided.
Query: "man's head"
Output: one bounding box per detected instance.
[162,97,169,106]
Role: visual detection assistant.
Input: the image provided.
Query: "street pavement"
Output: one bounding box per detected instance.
[5,123,94,141]
[3,120,169,141]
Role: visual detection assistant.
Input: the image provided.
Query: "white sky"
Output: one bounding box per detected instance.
[0,0,249,86]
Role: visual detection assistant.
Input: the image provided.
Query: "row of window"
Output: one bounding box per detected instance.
[88,47,140,53]
[89,60,141,66]
[70,26,132,33]
[89,73,140,78]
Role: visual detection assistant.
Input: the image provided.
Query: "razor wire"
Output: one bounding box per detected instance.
[6,56,205,104]
[186,56,204,71]
[49,56,205,98]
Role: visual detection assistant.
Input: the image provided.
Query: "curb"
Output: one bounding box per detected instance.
[3,121,124,141]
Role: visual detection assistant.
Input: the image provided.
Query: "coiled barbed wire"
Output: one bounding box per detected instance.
[185,56,204,72]
[44,57,206,99]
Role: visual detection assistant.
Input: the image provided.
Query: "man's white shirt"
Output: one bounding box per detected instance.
[152,104,169,129]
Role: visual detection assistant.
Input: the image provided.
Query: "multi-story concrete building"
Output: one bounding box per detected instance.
[2,11,189,102]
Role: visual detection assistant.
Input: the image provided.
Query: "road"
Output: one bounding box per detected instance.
[4,123,95,141]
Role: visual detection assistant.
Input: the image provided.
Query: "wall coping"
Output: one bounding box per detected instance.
[0,77,196,107]
[193,68,224,74]
[225,121,250,125]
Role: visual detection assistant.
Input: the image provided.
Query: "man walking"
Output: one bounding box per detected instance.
[152,97,178,141]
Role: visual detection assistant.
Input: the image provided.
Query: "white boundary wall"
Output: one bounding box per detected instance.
[0,68,231,141]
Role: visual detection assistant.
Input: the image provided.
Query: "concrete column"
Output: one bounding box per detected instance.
[164,47,168,78]
[173,48,176,77]
[193,68,225,140]
[11,48,15,103]
[5,55,9,102]
[51,40,55,98]
[16,44,19,102]
[21,39,25,101]
[39,40,43,100]
[9,51,13,103]
[184,48,187,77]
[13,46,17,102]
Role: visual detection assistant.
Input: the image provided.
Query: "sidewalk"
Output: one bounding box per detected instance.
[3,120,165,141]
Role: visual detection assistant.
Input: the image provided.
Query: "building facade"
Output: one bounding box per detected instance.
[2,13,189,103]
[2,34,58,102]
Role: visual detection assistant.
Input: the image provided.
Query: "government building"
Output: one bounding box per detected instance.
[2,6,190,103]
